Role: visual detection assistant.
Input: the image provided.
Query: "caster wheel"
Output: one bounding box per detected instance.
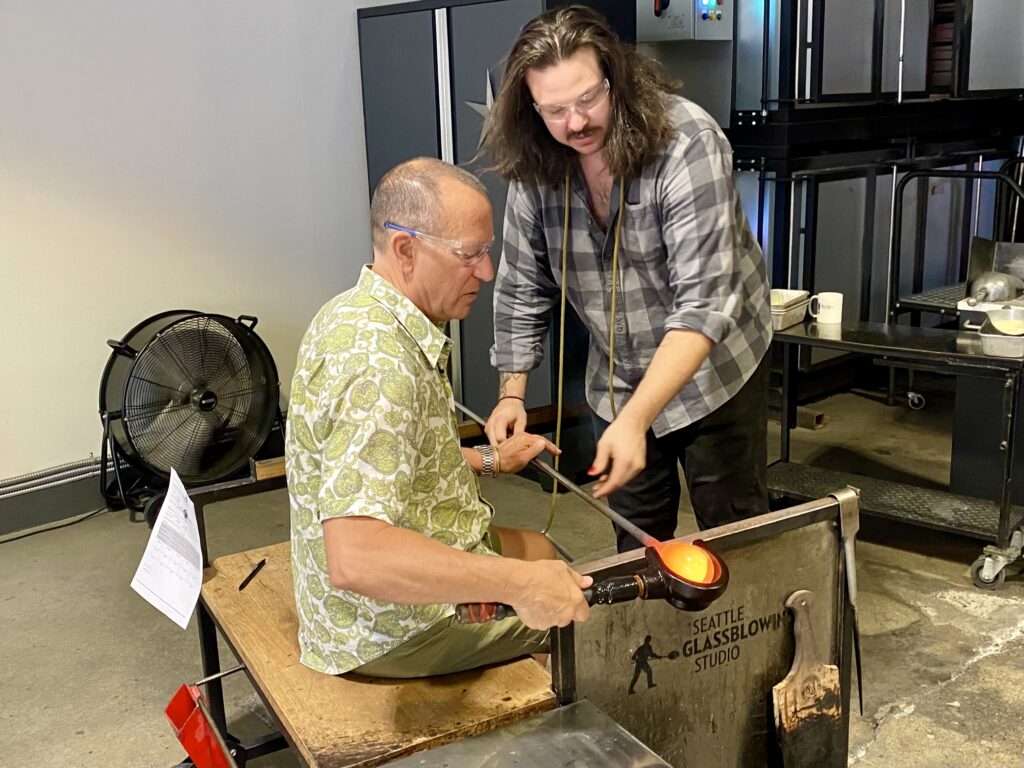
[143,492,167,529]
[907,392,926,410]
[970,556,1006,590]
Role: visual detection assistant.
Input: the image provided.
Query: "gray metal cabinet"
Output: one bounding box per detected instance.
[817,0,930,100]
[734,0,778,113]
[881,0,931,94]
[961,0,1024,94]
[732,0,1016,111]
[819,0,877,97]
[447,0,548,416]
[359,11,440,192]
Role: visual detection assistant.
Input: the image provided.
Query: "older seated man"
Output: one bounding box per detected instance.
[286,157,592,678]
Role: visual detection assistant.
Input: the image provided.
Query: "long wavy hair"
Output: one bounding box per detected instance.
[484,5,681,187]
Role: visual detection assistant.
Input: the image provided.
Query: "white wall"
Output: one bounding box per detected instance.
[0,0,412,478]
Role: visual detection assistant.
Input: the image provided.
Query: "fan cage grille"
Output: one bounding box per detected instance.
[109,314,278,484]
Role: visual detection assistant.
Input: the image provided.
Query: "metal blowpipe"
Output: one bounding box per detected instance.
[454,401,658,548]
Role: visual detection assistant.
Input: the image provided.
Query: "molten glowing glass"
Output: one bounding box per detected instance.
[656,541,718,584]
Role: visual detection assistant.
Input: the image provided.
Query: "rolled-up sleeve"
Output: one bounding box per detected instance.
[660,128,745,345]
[490,182,560,372]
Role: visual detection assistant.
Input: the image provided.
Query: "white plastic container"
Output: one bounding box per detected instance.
[770,289,810,310]
[770,289,810,331]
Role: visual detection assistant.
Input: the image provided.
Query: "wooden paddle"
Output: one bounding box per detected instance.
[772,589,843,767]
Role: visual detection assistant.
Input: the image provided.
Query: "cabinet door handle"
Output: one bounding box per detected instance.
[897,0,907,102]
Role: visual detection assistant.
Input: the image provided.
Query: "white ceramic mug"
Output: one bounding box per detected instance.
[809,292,843,324]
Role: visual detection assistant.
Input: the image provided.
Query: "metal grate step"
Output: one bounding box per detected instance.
[767,461,1022,542]
[897,283,966,314]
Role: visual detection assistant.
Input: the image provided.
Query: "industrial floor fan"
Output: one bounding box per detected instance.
[99,311,281,525]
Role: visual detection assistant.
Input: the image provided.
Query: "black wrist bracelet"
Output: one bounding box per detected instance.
[498,395,525,403]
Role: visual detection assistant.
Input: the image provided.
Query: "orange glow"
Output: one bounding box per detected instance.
[656,541,718,584]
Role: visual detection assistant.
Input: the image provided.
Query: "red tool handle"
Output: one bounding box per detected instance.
[455,585,603,624]
[456,602,516,623]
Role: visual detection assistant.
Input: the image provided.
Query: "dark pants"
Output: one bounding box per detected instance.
[592,356,770,552]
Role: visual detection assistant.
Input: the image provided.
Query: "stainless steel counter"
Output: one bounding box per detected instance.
[382,700,670,767]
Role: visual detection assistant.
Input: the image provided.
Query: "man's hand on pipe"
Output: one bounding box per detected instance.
[485,398,528,445]
[497,432,560,475]
[589,414,647,499]
[509,559,593,629]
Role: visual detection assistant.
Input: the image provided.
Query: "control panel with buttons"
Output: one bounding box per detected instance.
[694,0,731,41]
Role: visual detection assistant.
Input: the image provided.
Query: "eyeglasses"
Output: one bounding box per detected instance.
[383,222,494,265]
[533,78,610,122]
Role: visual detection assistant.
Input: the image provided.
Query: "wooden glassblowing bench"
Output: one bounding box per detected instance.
[180,455,560,768]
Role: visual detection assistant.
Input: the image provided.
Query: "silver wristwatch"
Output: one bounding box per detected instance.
[475,445,496,478]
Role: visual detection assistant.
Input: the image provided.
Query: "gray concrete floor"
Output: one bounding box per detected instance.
[2,378,1023,766]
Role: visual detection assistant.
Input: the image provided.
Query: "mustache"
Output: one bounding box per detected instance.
[568,127,599,141]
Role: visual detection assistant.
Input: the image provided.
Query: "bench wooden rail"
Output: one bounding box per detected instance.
[199,541,557,767]
[456,402,589,441]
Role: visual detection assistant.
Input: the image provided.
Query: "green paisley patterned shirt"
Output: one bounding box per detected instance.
[286,266,495,675]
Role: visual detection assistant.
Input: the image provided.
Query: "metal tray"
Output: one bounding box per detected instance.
[965,318,1024,357]
[979,327,1024,357]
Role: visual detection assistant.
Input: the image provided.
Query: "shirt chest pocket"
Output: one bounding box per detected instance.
[620,201,668,273]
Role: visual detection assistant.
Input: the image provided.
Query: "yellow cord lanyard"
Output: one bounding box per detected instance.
[544,170,625,534]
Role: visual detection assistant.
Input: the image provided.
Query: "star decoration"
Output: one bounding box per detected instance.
[465,70,495,150]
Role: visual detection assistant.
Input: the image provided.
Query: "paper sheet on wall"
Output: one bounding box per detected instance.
[131,469,203,629]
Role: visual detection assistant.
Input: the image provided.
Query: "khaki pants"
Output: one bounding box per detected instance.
[353,614,549,678]
[353,525,551,678]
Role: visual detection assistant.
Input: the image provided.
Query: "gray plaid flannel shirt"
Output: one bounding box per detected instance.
[490,96,772,437]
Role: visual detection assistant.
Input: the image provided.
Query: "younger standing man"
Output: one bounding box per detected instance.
[484,6,773,551]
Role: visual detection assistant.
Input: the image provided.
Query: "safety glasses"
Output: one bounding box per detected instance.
[533,78,610,122]
[383,222,494,265]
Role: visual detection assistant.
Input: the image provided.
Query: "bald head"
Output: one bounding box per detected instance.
[370,158,489,253]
